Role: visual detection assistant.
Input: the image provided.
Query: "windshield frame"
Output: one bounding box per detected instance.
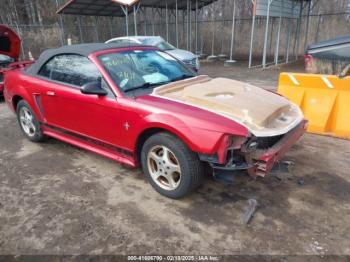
[92,47,197,97]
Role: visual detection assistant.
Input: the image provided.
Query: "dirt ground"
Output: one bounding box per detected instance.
[0,61,349,257]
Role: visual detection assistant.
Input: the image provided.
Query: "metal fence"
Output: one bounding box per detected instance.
[5,11,350,64]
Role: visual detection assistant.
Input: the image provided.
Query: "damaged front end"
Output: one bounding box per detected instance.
[201,120,307,182]
[152,74,307,181]
[245,120,307,177]
[0,25,21,95]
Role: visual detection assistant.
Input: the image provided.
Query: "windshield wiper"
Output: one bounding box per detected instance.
[124,75,194,92]
[124,81,170,92]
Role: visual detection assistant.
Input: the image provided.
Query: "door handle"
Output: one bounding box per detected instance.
[46,91,55,96]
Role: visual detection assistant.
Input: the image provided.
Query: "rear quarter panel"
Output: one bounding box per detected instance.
[4,69,41,117]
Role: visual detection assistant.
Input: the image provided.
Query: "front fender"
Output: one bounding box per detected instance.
[135,113,226,155]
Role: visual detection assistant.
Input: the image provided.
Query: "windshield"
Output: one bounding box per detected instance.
[98,50,196,92]
[140,38,176,51]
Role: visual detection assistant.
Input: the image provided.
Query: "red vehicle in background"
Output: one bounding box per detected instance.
[3,43,306,199]
[305,35,350,74]
[0,25,21,95]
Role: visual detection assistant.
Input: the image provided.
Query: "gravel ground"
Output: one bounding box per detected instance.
[0,61,349,257]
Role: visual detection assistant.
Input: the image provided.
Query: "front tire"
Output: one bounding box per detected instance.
[141,132,203,199]
[16,100,46,142]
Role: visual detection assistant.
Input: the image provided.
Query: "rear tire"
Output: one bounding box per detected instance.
[16,100,46,142]
[141,132,203,199]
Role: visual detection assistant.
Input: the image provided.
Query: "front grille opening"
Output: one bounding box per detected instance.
[226,149,245,165]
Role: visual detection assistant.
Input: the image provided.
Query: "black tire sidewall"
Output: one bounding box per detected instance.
[16,100,45,142]
[141,133,199,199]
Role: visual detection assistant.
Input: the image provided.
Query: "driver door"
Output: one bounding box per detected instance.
[37,54,123,146]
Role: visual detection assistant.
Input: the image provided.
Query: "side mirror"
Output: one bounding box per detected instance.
[81,81,108,96]
[339,64,350,79]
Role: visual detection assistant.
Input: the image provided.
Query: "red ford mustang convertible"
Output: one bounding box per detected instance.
[3,43,307,198]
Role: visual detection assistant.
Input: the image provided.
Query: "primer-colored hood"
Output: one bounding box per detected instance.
[0,25,21,60]
[152,76,304,137]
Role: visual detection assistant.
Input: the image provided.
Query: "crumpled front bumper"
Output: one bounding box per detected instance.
[248,120,308,177]
[209,120,307,180]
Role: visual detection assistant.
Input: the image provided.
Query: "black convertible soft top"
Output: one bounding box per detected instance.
[26,42,148,75]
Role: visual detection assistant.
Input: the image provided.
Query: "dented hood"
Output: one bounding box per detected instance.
[152,76,304,137]
[0,25,21,60]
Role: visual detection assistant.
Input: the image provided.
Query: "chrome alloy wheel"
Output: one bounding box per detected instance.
[19,107,36,137]
[147,145,182,191]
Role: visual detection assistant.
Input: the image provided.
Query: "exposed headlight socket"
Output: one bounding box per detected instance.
[242,137,259,153]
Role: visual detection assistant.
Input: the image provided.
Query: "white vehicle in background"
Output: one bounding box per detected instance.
[106,36,200,71]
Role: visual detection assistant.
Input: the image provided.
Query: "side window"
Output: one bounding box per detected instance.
[38,54,114,97]
[39,55,101,87]
[109,40,123,44]
[38,58,56,78]
[110,39,134,45]
[52,55,101,87]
